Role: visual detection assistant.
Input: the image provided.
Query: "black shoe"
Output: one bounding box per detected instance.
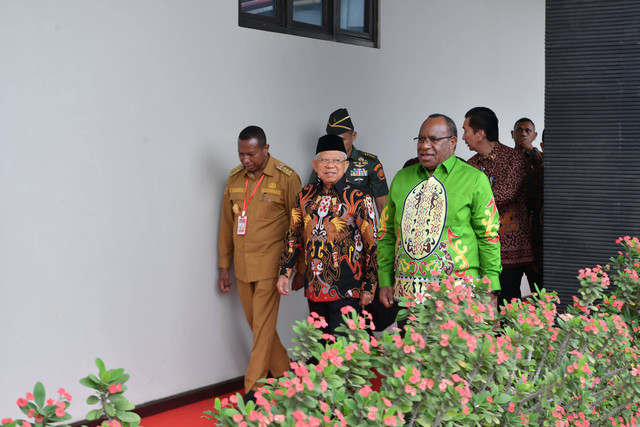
[243,390,256,405]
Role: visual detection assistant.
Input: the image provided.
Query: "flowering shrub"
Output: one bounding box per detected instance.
[80,358,141,427]
[1,358,141,427]
[208,237,640,426]
[0,383,72,427]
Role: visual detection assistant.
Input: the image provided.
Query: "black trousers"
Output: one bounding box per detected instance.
[498,265,533,307]
[307,298,361,337]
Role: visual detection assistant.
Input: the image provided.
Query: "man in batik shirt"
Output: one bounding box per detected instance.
[511,118,544,291]
[278,134,378,335]
[464,107,533,305]
[378,114,501,315]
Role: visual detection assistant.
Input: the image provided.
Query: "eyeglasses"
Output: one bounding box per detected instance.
[413,136,454,145]
[316,158,345,166]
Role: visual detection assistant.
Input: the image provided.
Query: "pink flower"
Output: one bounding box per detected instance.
[21,422,32,427]
[47,398,55,406]
[340,305,355,315]
[34,415,44,423]
[1,419,13,424]
[25,392,34,401]
[487,396,493,403]
[17,398,28,407]
[360,385,373,397]
[109,384,118,394]
[274,414,285,422]
[293,410,306,421]
[27,409,36,418]
[384,415,398,426]
[508,402,515,413]
[293,363,309,377]
[440,334,449,347]
[55,407,65,417]
[233,413,244,423]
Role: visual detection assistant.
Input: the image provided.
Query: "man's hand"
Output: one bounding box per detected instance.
[359,290,374,306]
[375,195,388,216]
[379,286,395,308]
[291,272,305,291]
[219,268,232,292]
[276,276,291,296]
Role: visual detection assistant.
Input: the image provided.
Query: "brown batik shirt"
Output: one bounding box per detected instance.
[467,142,533,267]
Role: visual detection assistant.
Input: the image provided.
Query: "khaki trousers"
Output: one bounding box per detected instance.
[236,277,290,392]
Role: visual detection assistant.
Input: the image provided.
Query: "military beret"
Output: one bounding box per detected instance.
[326,108,354,135]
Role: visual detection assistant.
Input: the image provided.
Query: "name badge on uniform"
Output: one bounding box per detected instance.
[237,214,247,235]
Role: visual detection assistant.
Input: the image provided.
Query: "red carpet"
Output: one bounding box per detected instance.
[141,391,240,427]
[140,370,383,426]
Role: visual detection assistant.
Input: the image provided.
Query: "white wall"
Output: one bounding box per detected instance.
[0,0,544,420]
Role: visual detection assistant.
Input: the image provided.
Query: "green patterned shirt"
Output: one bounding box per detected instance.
[377,155,502,300]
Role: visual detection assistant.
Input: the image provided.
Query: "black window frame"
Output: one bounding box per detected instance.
[239,0,379,48]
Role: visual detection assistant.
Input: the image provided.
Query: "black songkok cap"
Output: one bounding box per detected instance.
[326,108,354,135]
[316,134,347,155]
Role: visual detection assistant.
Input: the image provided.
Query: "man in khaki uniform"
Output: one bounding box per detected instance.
[218,125,303,401]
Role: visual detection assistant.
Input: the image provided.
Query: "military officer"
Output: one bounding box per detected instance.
[309,108,389,214]
[218,125,303,402]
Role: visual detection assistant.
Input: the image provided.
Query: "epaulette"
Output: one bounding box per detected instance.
[229,164,244,177]
[361,151,379,160]
[275,162,294,176]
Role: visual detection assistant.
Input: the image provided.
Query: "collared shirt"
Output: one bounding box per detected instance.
[377,155,502,300]
[218,155,301,282]
[309,146,389,199]
[279,176,378,302]
[467,143,533,267]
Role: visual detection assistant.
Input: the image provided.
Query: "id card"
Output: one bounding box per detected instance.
[237,215,247,235]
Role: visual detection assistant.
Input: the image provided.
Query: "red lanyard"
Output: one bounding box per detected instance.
[242,174,265,215]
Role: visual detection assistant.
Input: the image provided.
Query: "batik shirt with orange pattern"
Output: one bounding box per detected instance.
[279,176,378,302]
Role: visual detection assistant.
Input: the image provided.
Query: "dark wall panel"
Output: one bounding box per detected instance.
[545,0,640,310]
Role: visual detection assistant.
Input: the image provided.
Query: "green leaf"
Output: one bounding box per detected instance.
[86,409,103,420]
[80,376,99,388]
[86,395,100,405]
[105,402,116,417]
[494,394,512,404]
[117,411,141,423]
[95,358,106,372]
[100,369,111,383]
[109,368,126,382]
[111,395,135,411]
[34,381,46,407]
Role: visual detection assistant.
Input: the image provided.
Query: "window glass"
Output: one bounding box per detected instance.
[293,0,323,26]
[339,0,365,32]
[240,0,276,17]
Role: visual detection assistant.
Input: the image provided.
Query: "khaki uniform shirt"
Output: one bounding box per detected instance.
[218,155,302,282]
